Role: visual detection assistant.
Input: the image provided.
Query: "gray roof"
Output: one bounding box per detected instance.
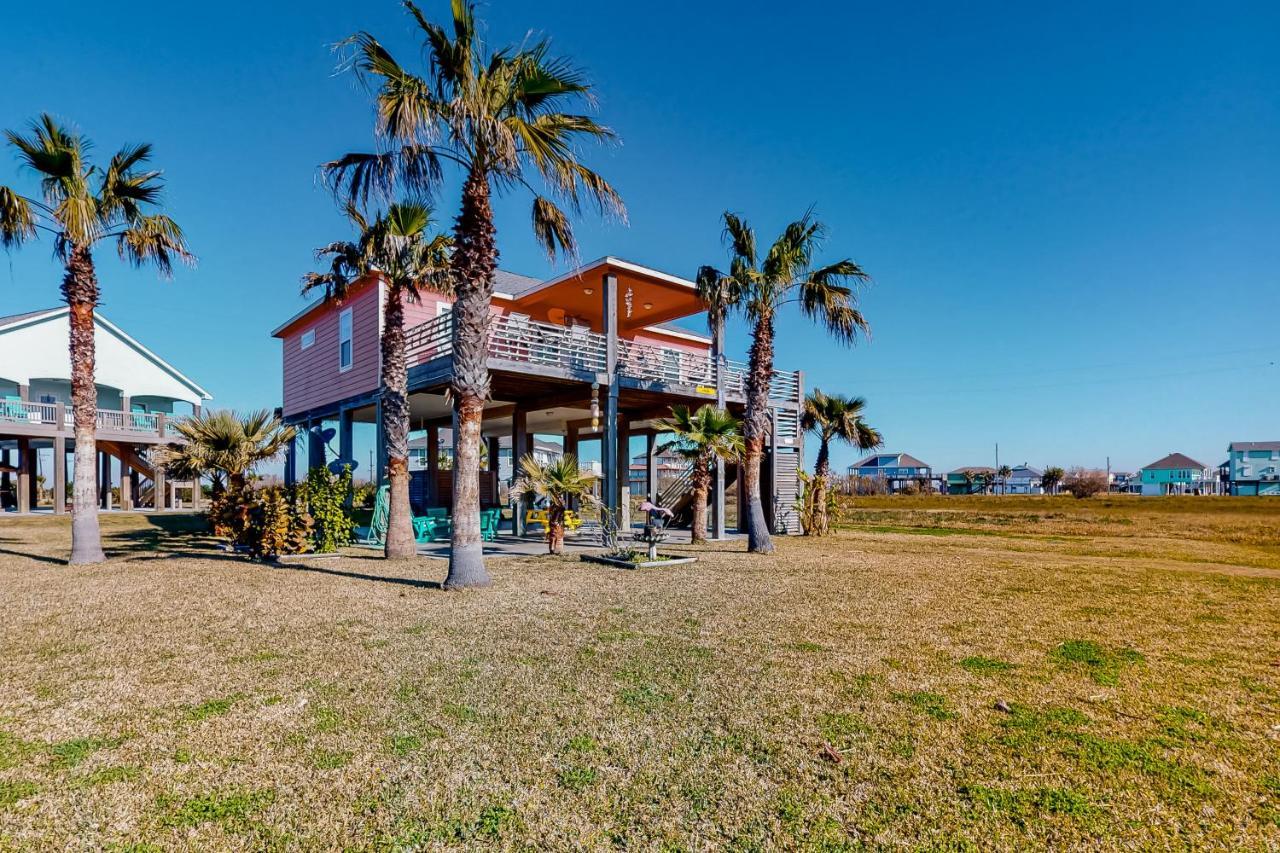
[0,308,60,329]
[1009,464,1043,477]
[948,466,995,475]
[1141,452,1208,471]
[1229,441,1280,452]
[492,269,543,297]
[852,452,930,470]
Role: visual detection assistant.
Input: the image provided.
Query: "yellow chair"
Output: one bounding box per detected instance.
[525,508,584,532]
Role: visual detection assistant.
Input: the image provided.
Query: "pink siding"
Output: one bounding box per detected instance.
[629,328,709,354]
[281,280,382,417]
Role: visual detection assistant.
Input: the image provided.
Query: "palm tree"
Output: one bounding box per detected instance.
[327,1,624,588]
[655,405,743,545]
[961,470,978,494]
[997,464,1012,495]
[1042,466,1065,495]
[303,202,450,559]
[699,212,870,553]
[800,390,881,536]
[513,454,598,555]
[0,115,192,564]
[164,409,295,493]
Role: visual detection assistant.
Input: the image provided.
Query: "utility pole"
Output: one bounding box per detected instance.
[995,442,1000,495]
[1106,456,1111,494]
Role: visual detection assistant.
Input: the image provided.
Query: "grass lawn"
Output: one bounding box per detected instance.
[1,498,1278,850]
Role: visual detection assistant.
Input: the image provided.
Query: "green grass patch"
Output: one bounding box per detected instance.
[818,711,869,749]
[894,691,955,721]
[184,694,241,722]
[49,736,123,769]
[159,787,275,828]
[959,655,1016,675]
[557,764,597,791]
[310,749,353,770]
[0,780,38,808]
[961,784,1096,822]
[442,703,479,724]
[1050,639,1144,686]
[788,641,827,653]
[82,765,141,786]
[0,730,37,770]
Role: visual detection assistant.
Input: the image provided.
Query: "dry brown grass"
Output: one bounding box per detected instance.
[1,504,1279,851]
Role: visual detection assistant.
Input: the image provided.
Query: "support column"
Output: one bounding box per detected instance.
[601,272,620,522]
[338,408,354,506]
[16,438,31,514]
[100,451,112,510]
[53,437,66,515]
[120,458,133,510]
[190,472,202,511]
[427,426,440,506]
[486,435,500,509]
[284,430,297,487]
[646,430,659,503]
[511,408,527,535]
[563,427,579,512]
[711,317,726,539]
[0,449,10,509]
[374,405,387,488]
[617,417,631,529]
[153,458,166,511]
[308,419,326,472]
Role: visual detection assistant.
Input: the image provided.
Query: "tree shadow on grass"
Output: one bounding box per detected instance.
[270,560,444,590]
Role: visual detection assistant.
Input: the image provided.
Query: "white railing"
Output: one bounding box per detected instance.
[0,400,57,425]
[403,313,801,403]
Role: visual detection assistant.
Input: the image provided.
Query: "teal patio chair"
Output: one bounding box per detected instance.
[480,507,501,541]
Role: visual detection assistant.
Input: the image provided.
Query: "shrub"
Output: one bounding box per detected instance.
[302,466,355,553]
[1063,467,1108,499]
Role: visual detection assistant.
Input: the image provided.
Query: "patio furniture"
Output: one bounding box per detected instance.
[480,507,501,541]
[359,486,439,546]
[524,508,584,533]
[1,396,24,421]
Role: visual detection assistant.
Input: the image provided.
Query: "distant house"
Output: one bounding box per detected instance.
[1108,471,1138,494]
[1004,464,1043,495]
[946,466,995,495]
[1223,441,1280,496]
[1136,452,1216,496]
[847,453,932,493]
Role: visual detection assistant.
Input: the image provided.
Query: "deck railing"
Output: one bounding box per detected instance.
[404,313,801,403]
[0,401,168,437]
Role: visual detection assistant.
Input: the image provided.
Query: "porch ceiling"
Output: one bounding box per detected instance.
[511,259,703,332]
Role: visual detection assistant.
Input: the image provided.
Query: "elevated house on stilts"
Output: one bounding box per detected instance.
[272,258,804,538]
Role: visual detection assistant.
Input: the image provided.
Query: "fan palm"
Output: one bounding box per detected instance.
[513,454,598,555]
[326,1,624,588]
[164,409,295,493]
[1042,466,1065,495]
[303,201,451,559]
[0,115,193,564]
[655,405,743,545]
[800,390,881,536]
[997,464,1012,495]
[699,211,870,553]
[961,470,978,494]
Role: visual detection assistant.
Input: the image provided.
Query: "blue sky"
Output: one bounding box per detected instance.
[1,1,1277,474]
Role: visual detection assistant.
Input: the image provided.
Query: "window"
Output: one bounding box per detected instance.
[338,308,353,371]
[301,328,316,350]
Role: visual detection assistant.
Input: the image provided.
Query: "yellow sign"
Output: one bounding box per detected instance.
[695,385,716,396]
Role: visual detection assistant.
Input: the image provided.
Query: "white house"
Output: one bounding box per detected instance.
[0,308,211,514]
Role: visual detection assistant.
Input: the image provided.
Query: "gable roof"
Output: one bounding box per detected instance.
[851,452,930,469]
[1009,464,1043,477]
[0,306,211,402]
[1229,441,1280,452]
[1141,452,1207,471]
[948,466,995,475]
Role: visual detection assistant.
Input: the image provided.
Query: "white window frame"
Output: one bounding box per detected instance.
[300,328,316,350]
[338,308,354,373]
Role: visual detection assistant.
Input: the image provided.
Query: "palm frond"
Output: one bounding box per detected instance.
[0,186,36,248]
[116,214,194,278]
[531,195,575,260]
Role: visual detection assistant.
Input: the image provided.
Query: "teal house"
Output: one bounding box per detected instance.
[1136,452,1215,496]
[1224,442,1280,496]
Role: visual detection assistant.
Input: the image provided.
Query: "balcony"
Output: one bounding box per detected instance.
[404,313,802,405]
[0,400,174,441]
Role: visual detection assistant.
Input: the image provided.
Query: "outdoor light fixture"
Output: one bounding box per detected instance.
[583,287,594,295]
[590,383,600,430]
[643,302,653,310]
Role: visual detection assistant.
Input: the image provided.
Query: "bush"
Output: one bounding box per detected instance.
[303,466,355,553]
[1064,467,1108,499]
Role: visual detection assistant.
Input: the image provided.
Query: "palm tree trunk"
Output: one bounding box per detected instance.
[742,313,775,554]
[690,457,711,545]
[444,166,495,589]
[382,282,415,558]
[548,504,565,555]
[813,438,831,536]
[62,246,105,565]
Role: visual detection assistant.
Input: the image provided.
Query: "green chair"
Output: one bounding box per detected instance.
[361,486,436,546]
[480,507,501,541]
